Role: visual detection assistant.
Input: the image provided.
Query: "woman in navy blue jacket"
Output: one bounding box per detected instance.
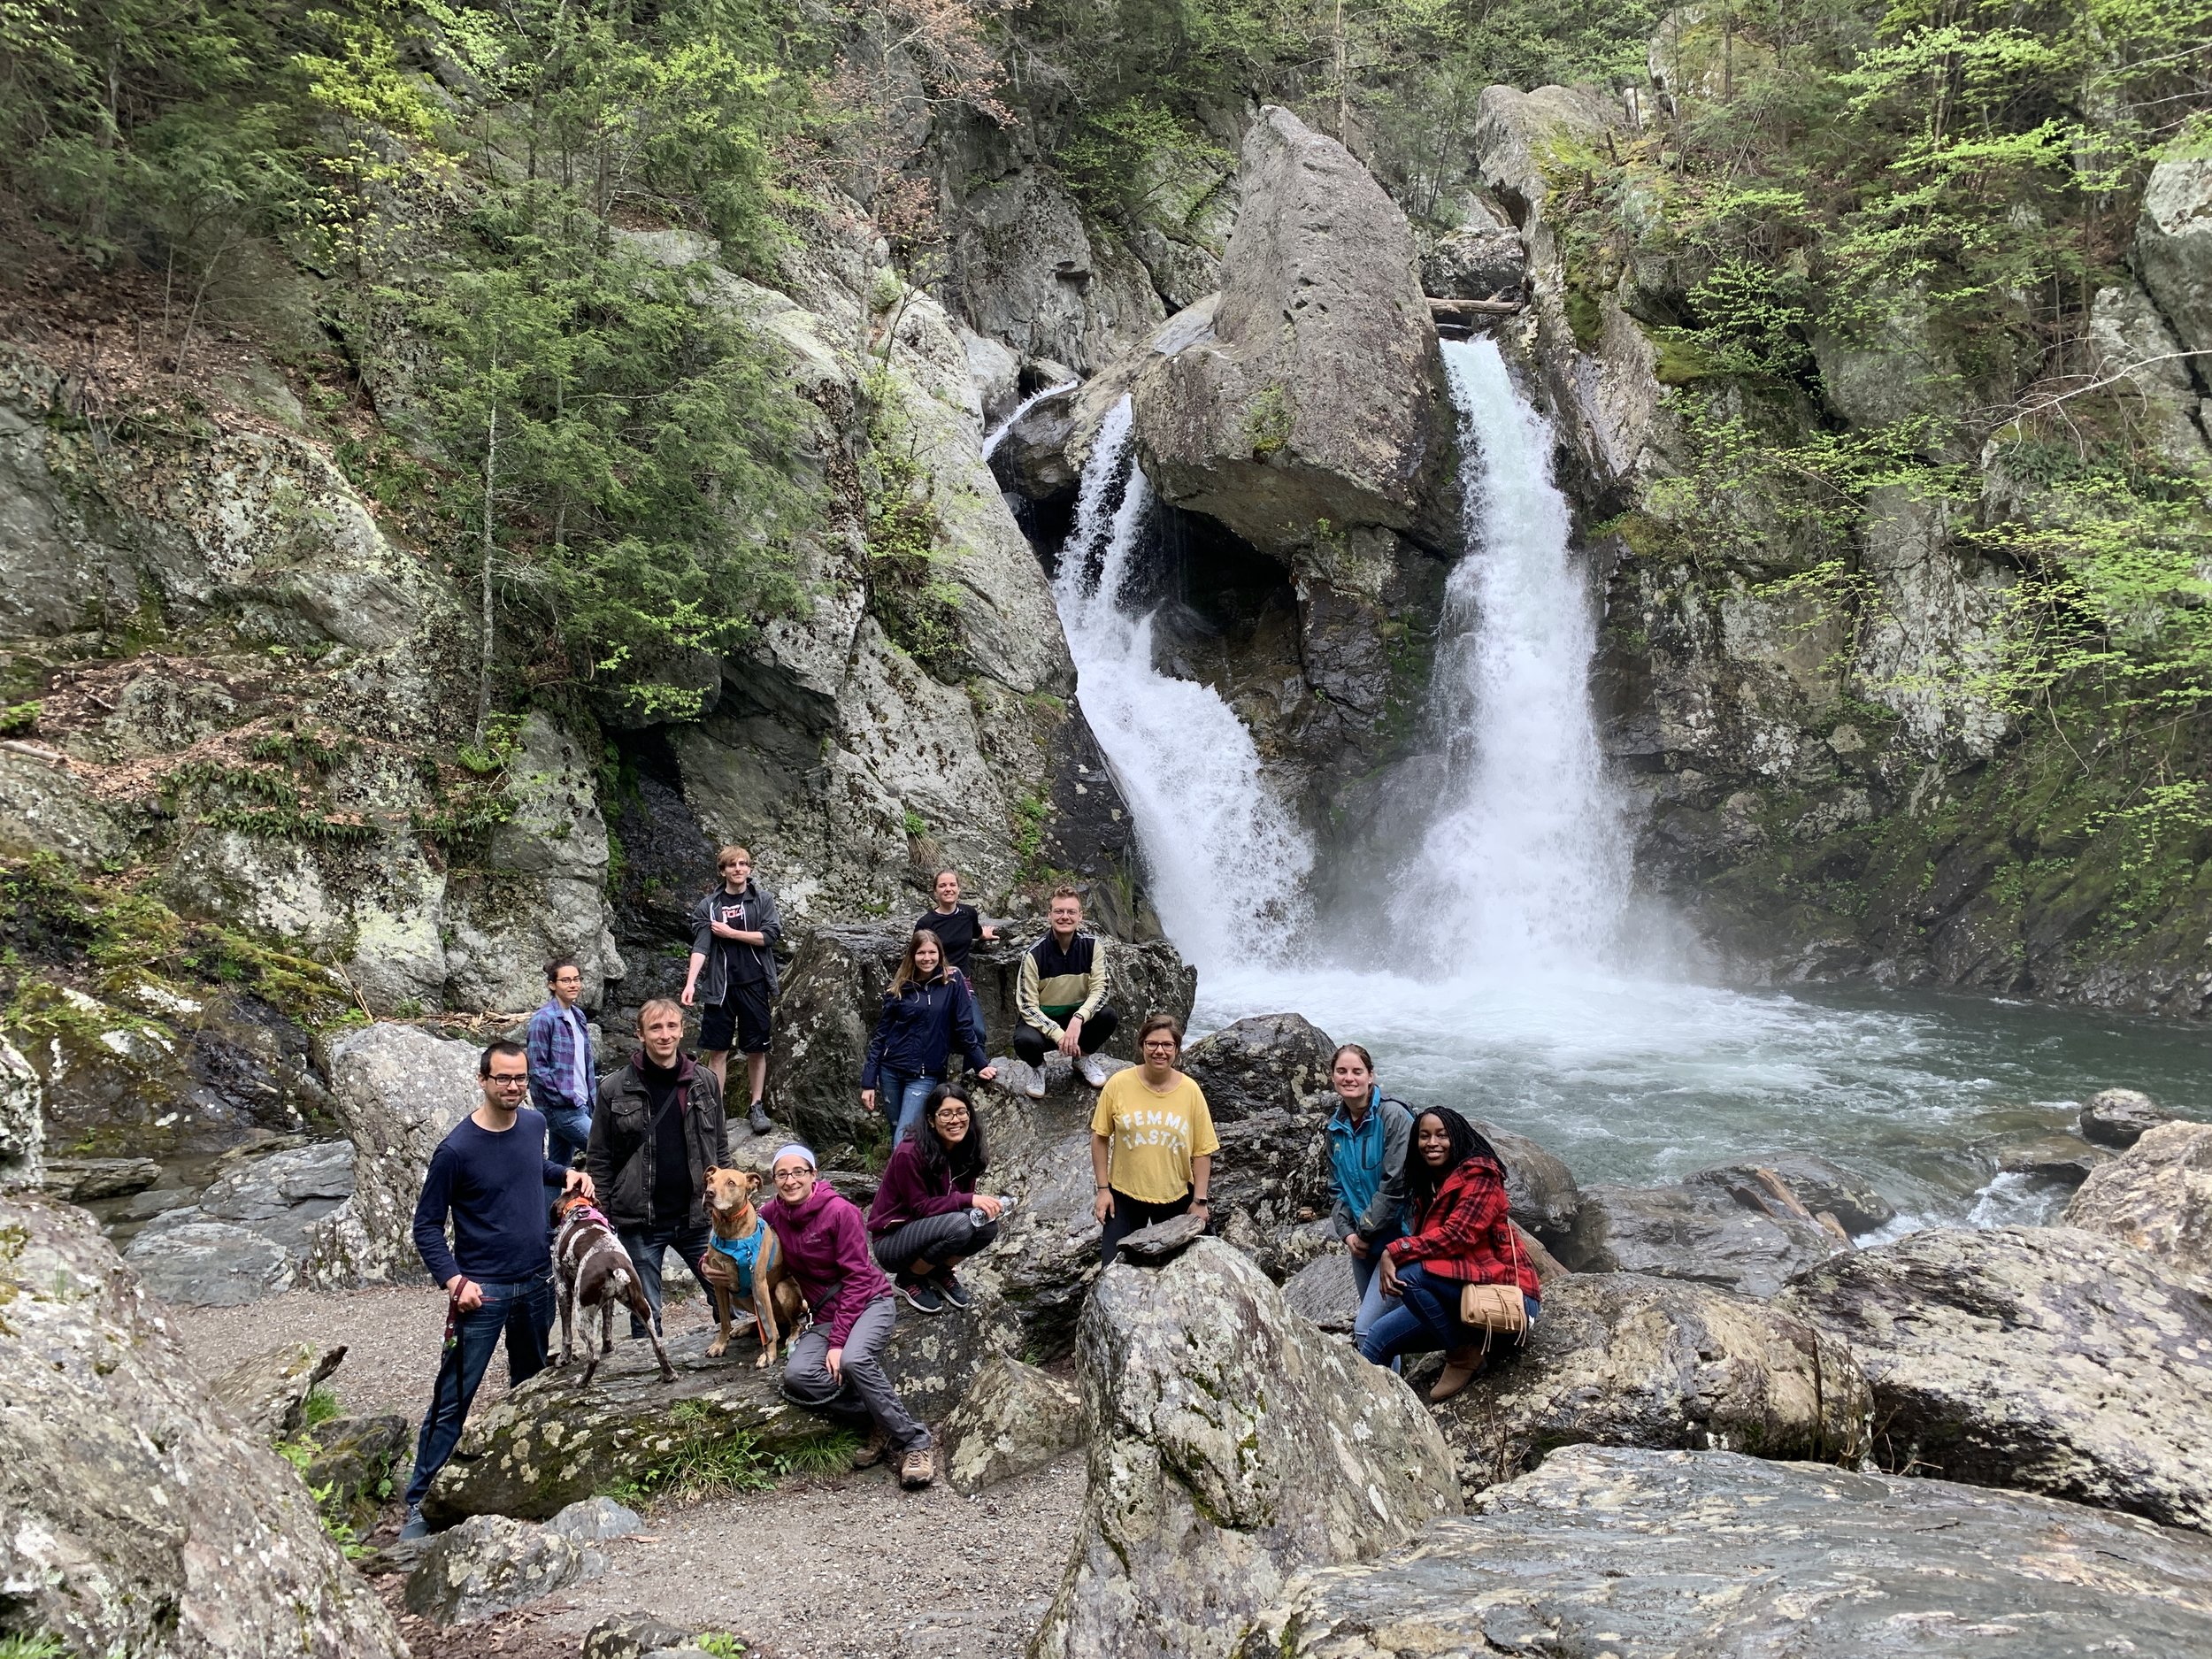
[862,930,996,1142]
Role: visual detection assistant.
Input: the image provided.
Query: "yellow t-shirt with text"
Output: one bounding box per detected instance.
[1090,1069,1220,1206]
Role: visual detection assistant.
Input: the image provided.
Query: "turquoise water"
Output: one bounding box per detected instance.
[1194,964,2212,1230]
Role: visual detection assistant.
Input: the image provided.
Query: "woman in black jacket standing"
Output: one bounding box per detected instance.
[861,930,998,1143]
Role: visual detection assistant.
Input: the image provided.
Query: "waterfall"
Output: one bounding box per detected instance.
[1052,397,1313,969]
[1393,338,1630,967]
[981,381,1078,460]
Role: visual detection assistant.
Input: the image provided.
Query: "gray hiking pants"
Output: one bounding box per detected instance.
[783,1293,929,1453]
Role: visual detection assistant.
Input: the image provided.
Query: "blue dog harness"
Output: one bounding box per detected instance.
[708,1218,764,1294]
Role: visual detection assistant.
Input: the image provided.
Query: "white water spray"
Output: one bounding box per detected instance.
[1052,398,1313,968]
[1391,338,1631,966]
[981,381,1078,460]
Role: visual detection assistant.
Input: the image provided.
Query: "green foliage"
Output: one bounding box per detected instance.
[1243,384,1292,457]
[0,701,39,736]
[617,1402,777,1503]
[862,373,966,680]
[696,1635,749,1659]
[0,1635,68,1659]
[300,1386,342,1430]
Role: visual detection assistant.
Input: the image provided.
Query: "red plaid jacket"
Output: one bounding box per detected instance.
[1384,1154,1540,1298]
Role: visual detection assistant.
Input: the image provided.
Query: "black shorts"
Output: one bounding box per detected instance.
[700,981,772,1054]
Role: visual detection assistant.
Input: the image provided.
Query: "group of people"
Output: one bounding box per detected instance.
[396,846,1539,1538]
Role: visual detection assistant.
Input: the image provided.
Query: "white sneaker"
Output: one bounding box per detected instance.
[1078,1054,1111,1089]
[1021,1060,1046,1100]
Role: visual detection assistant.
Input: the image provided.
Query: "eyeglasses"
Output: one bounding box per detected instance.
[771,1166,811,1181]
[488,1072,528,1088]
[934,1110,972,1123]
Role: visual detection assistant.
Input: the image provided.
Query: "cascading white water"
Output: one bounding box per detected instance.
[980,381,1078,460]
[1052,397,1313,968]
[1390,337,1631,967]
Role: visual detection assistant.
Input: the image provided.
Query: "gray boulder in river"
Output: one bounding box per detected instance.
[0,1192,405,1657]
[2065,1118,2212,1280]
[1783,1225,2212,1532]
[1238,1445,2212,1658]
[1032,1238,1459,1659]
[1560,1179,1844,1296]
[1432,1272,1870,1497]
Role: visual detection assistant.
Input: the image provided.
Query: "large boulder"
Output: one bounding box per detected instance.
[1432,1273,1870,1498]
[1131,105,1453,562]
[2078,1086,2177,1148]
[941,1353,1084,1495]
[127,1139,356,1305]
[1239,1445,2212,1658]
[2,1033,42,1187]
[301,1022,480,1286]
[1783,1225,2212,1532]
[2065,1119,2212,1280]
[1558,1179,1844,1297]
[0,1193,406,1658]
[1685,1151,1894,1236]
[209,1339,348,1440]
[426,1302,1011,1522]
[1183,1013,1336,1248]
[1032,1238,1459,1659]
[1180,1011,1335,1118]
[1420,219,1526,302]
[1474,1120,1582,1241]
[970,1117,1105,1358]
[2137,154,2212,361]
[402,1509,611,1625]
[769,920,1194,1153]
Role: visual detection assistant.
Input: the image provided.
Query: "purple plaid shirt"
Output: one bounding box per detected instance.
[526,998,595,1116]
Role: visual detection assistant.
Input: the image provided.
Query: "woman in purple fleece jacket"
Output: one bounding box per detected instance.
[764,1143,935,1488]
[867,1083,1005,1315]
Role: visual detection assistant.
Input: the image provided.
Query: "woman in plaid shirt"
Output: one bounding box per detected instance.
[1358,1107,1541,1402]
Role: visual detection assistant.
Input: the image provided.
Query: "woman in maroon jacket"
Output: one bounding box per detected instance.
[1357,1107,1540,1402]
[764,1143,935,1488]
[867,1084,1006,1315]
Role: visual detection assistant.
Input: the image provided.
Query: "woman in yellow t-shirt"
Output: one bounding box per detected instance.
[1089,1012,1220,1263]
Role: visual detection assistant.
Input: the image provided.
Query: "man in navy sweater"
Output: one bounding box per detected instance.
[398,1039,595,1540]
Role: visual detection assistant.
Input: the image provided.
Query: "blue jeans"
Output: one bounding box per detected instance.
[876,1070,937,1145]
[403,1273,554,1509]
[618,1219,714,1338]
[1358,1262,1540,1368]
[541,1099,592,1198]
[1347,1225,1405,1344]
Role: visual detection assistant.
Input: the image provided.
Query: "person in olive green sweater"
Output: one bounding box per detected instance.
[1012,887,1118,1098]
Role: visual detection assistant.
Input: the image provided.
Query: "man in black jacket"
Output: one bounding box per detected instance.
[586,997,733,1338]
[680,844,781,1136]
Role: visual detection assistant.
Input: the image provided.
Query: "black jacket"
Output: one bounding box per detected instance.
[586,1051,732,1232]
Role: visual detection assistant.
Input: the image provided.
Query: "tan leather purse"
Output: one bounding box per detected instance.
[1458,1221,1529,1339]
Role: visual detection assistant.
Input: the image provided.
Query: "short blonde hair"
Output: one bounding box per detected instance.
[718,845,752,869]
[638,997,685,1031]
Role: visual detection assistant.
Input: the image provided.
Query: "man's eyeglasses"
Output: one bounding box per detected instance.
[487,1072,528,1088]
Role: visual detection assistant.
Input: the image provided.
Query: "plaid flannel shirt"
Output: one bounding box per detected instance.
[1384,1154,1541,1297]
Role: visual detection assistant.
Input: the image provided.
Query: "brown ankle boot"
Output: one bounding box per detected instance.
[1428,1345,1487,1403]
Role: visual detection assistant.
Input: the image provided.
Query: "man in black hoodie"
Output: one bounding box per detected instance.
[586,998,733,1338]
[681,844,780,1136]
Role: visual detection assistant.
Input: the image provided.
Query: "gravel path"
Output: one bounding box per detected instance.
[171,1286,1085,1658]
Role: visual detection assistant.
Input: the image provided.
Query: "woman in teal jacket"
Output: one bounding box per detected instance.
[1322,1042,1412,1342]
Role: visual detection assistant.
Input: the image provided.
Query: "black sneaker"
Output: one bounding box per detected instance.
[933,1271,972,1310]
[749,1102,772,1136]
[899,1279,945,1315]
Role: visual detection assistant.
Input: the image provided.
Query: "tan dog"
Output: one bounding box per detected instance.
[700,1167,807,1366]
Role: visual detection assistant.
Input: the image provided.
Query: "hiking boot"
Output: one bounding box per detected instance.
[933,1270,972,1310]
[899,1445,936,1489]
[397,1505,430,1542]
[1428,1345,1487,1403]
[749,1101,772,1136]
[899,1279,945,1315]
[852,1425,891,1470]
[1078,1053,1112,1088]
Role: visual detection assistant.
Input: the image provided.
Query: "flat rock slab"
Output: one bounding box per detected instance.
[1783,1225,2212,1532]
[1560,1180,1842,1298]
[2066,1119,2212,1280]
[1115,1210,1208,1263]
[1433,1272,1870,1497]
[1240,1445,2212,1657]
[1280,1250,1360,1333]
[42,1155,162,1201]
[426,1302,1009,1522]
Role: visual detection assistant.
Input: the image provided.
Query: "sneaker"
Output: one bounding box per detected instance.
[1078,1053,1112,1088]
[899,1445,936,1489]
[899,1279,945,1315]
[1021,1061,1046,1101]
[933,1271,972,1310]
[852,1425,890,1470]
[397,1505,429,1542]
[749,1101,772,1136]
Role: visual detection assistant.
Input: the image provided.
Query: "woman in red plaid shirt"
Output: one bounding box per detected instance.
[1357,1107,1542,1402]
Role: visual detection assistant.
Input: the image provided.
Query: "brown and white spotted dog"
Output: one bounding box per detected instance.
[551,1192,674,1386]
[699,1166,808,1366]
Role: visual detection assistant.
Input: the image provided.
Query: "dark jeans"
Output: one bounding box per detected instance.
[403,1273,555,1509]
[1358,1261,1540,1368]
[1012,1005,1119,1067]
[874,1207,999,1280]
[618,1219,714,1338]
[541,1099,592,1201]
[1098,1187,1191,1265]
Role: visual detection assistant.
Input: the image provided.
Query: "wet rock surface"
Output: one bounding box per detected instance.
[1685,1150,1894,1235]
[2065,1119,2212,1280]
[1559,1179,1844,1297]
[1240,1445,2212,1658]
[1033,1238,1459,1659]
[941,1353,1083,1494]
[1432,1272,1870,1498]
[2078,1086,2177,1148]
[0,1192,405,1658]
[1783,1225,2212,1532]
[1185,1013,1336,1256]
